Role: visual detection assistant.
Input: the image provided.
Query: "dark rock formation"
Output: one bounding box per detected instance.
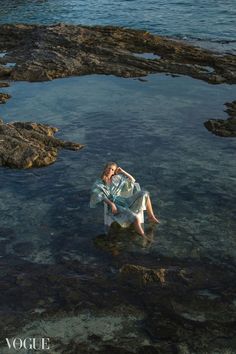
[204,100,236,137]
[0,23,236,138]
[0,23,235,84]
[0,92,11,104]
[94,222,157,256]
[0,82,10,87]
[120,264,166,285]
[0,254,236,354]
[225,100,236,116]
[0,120,84,168]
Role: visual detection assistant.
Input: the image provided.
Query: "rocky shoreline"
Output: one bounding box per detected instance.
[0,248,235,354]
[0,23,235,84]
[0,23,236,140]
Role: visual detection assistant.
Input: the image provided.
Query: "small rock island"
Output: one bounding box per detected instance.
[0,120,84,168]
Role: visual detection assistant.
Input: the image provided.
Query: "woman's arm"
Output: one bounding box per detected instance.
[116,167,135,183]
[104,198,118,214]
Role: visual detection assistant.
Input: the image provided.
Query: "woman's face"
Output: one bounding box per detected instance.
[105,164,117,178]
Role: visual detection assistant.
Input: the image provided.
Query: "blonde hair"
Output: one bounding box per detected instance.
[101,161,117,183]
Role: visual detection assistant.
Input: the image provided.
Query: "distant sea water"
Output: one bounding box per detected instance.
[0,0,236,53]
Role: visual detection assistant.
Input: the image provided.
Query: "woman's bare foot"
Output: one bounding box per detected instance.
[148,215,160,224]
[134,217,146,237]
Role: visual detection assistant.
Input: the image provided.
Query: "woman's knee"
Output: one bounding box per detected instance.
[140,190,149,198]
[134,215,141,223]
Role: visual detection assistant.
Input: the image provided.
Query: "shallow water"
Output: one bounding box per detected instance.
[0,74,236,265]
[0,2,236,352]
[0,0,236,53]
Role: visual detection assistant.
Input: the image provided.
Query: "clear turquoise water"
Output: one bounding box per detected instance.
[0,75,236,265]
[0,0,236,52]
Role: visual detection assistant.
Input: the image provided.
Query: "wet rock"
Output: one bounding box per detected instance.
[0,256,236,354]
[0,120,84,168]
[120,264,166,286]
[225,100,236,116]
[0,65,11,79]
[204,100,236,137]
[0,92,11,104]
[94,222,156,256]
[0,82,10,87]
[0,24,235,84]
[204,117,236,137]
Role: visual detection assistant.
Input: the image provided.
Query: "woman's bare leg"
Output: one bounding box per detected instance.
[146,195,160,223]
[133,217,145,237]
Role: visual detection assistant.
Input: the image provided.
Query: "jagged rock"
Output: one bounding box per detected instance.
[0,120,84,168]
[204,100,236,137]
[225,100,236,116]
[204,117,236,137]
[0,23,235,84]
[0,92,11,104]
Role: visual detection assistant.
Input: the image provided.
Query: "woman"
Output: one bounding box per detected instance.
[90,162,159,237]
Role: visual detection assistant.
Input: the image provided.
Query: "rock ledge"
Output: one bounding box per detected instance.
[0,120,84,168]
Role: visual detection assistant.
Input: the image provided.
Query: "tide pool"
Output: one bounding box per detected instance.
[0,73,235,265]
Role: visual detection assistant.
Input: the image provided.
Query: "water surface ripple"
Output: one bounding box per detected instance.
[0,75,235,265]
[0,0,236,52]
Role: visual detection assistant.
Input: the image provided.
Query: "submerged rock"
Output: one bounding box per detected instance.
[204,100,236,137]
[1,256,236,354]
[0,23,235,84]
[120,264,166,285]
[0,120,84,168]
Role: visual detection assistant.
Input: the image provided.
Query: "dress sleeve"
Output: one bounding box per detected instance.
[90,181,108,208]
[119,174,135,195]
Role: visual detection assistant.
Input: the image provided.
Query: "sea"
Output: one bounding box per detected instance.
[1,0,236,53]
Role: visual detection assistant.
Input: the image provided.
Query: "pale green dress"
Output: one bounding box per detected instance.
[90,174,148,227]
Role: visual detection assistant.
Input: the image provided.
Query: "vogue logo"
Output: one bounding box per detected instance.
[5,338,50,351]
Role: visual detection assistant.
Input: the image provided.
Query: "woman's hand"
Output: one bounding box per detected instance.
[111,202,118,214]
[104,199,118,214]
[115,167,123,174]
[116,166,135,183]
